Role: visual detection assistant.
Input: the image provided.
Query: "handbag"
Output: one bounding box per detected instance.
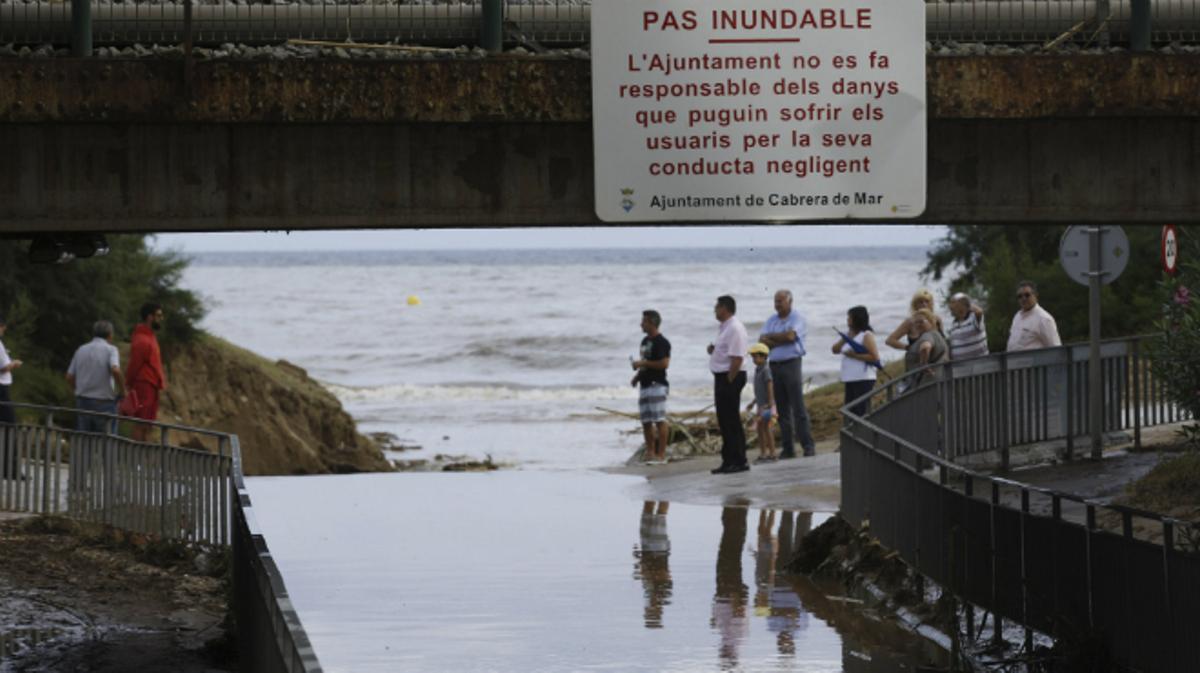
[118,387,141,416]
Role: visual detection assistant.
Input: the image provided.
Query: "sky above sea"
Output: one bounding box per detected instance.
[154,224,944,253]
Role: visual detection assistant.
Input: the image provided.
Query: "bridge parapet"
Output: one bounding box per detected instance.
[1,54,1200,123]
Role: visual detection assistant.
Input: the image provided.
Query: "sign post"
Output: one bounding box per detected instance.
[590,0,926,222]
[1060,225,1128,459]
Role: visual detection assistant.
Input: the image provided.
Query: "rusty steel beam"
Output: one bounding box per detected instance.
[1,55,1200,125]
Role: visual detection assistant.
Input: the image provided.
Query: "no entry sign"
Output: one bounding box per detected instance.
[1163,225,1179,275]
[591,0,926,222]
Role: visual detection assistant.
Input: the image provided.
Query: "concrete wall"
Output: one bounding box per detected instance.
[3,117,1196,232]
[1,56,1198,232]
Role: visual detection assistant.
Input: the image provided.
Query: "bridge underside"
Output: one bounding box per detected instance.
[1,56,1198,232]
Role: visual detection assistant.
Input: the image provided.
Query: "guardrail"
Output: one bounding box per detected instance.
[0,401,323,673]
[0,0,1198,49]
[877,334,1184,468]
[840,337,1198,671]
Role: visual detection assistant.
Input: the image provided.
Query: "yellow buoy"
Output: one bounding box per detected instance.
[407,295,421,306]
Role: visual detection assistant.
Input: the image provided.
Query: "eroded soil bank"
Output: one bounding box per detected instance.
[0,517,233,673]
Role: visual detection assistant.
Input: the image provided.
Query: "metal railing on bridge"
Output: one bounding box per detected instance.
[840,335,1198,671]
[0,402,322,673]
[875,334,1187,467]
[1,0,1198,49]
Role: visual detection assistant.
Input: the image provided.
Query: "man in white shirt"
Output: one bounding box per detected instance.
[707,295,750,474]
[0,315,24,479]
[1006,281,1062,352]
[66,320,124,434]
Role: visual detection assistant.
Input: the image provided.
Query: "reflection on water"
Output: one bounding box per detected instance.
[248,472,946,672]
[634,501,672,629]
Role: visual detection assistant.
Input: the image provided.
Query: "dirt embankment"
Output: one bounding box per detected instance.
[152,334,391,476]
[0,517,232,672]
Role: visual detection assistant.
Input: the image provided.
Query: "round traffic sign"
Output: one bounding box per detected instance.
[1059,225,1130,286]
[1162,225,1179,275]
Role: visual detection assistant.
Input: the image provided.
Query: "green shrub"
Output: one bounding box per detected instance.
[0,235,204,408]
[1151,227,1200,445]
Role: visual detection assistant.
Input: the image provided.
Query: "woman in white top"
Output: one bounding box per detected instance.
[831,306,879,419]
[0,315,24,479]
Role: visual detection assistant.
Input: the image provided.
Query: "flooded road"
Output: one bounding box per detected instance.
[248,471,945,672]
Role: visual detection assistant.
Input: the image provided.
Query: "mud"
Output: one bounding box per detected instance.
[0,518,233,673]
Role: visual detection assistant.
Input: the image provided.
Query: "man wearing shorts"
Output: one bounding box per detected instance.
[125,303,167,442]
[632,310,671,465]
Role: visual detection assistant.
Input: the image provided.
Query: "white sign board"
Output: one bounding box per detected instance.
[591,0,927,222]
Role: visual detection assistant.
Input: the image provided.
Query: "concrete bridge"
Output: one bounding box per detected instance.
[1,52,1199,233]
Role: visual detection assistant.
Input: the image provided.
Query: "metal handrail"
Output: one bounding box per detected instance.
[839,333,1198,671]
[1,400,233,442]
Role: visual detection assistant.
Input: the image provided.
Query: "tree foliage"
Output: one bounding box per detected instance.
[1151,227,1200,438]
[0,235,204,406]
[922,226,1165,351]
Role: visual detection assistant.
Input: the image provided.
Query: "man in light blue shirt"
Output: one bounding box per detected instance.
[66,320,123,434]
[759,290,815,458]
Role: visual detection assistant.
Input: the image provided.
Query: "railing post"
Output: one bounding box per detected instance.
[1162,520,1176,672]
[481,0,503,53]
[1095,0,1112,47]
[183,0,194,94]
[1019,489,1033,655]
[1085,505,1097,630]
[1130,0,1151,52]
[71,0,92,57]
[160,430,169,539]
[999,353,1010,471]
[990,482,1003,647]
[939,363,950,459]
[1131,338,1142,450]
[1065,346,1075,460]
[103,434,113,524]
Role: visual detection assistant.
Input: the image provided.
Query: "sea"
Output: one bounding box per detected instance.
[184,246,942,470]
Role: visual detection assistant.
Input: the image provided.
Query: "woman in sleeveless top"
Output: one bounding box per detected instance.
[904,308,949,387]
[885,289,944,351]
[832,306,879,418]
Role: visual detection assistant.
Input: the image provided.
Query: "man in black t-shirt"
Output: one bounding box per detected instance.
[631,310,672,465]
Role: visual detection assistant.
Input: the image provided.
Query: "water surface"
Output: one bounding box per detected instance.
[248,471,945,672]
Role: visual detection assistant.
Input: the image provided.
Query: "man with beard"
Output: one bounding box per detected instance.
[125,303,167,442]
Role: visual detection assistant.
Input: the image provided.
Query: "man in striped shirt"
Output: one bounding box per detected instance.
[947,293,989,360]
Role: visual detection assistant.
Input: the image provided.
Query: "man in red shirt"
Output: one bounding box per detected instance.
[125,303,166,442]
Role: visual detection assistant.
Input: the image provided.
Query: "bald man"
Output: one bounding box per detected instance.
[759,290,815,458]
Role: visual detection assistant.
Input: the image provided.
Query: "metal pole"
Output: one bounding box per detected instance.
[183,0,194,95]
[481,0,503,52]
[1131,0,1151,52]
[1088,227,1104,459]
[1096,0,1112,47]
[1131,338,1142,449]
[70,0,92,57]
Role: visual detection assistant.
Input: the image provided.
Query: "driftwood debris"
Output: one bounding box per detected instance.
[598,405,765,462]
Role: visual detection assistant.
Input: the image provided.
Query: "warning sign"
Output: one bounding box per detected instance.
[591,0,926,222]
